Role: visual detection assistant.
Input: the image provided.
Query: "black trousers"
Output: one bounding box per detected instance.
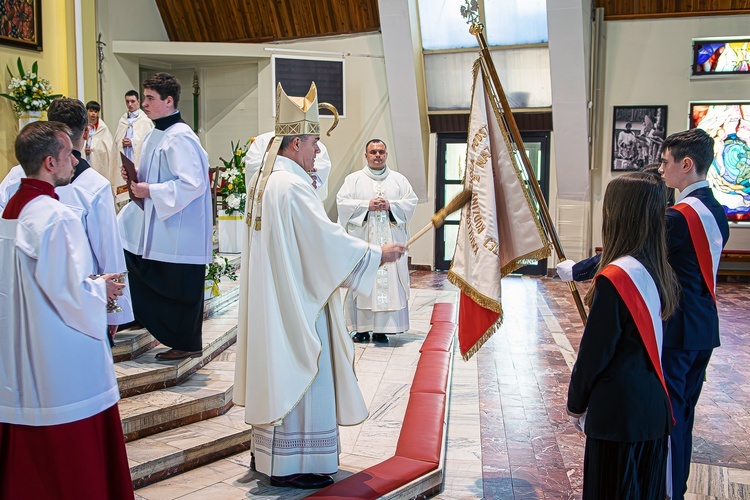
[124,251,205,352]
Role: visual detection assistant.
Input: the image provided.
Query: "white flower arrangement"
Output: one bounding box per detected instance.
[218,138,253,216]
[1,58,61,115]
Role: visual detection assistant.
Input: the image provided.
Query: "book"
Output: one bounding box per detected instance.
[120,152,144,210]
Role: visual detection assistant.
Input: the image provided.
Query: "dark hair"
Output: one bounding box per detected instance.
[143,72,181,108]
[661,128,714,176]
[85,100,101,112]
[586,172,679,319]
[15,121,72,177]
[48,97,88,143]
[279,134,311,152]
[365,139,387,151]
[124,90,140,100]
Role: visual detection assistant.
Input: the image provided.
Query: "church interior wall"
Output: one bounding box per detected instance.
[592,14,750,252]
[0,0,99,178]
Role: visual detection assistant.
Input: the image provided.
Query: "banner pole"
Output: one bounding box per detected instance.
[467,21,588,325]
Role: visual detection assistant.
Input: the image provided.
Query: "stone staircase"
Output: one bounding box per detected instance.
[113,255,250,490]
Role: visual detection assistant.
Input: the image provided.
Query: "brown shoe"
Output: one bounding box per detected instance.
[155,348,203,361]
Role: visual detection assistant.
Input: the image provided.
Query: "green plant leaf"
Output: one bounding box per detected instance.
[0,93,16,102]
[16,58,24,78]
[31,61,38,75]
[6,65,13,78]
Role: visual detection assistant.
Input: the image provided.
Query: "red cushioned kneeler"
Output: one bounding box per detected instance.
[420,323,455,352]
[394,392,446,463]
[430,302,455,324]
[410,351,449,394]
[307,456,437,499]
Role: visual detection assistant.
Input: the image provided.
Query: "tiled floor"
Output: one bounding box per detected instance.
[135,271,750,498]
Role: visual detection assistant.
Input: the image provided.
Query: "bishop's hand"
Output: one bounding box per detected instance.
[380,243,406,265]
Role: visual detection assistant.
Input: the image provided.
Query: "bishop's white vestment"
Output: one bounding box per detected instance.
[337,166,418,334]
[234,155,381,477]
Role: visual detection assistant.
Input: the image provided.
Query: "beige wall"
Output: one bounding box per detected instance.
[593,14,750,252]
[0,0,98,178]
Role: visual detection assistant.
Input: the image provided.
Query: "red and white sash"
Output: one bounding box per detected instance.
[672,197,723,302]
[599,256,672,413]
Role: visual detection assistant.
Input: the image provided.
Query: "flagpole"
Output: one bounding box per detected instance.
[466,20,588,325]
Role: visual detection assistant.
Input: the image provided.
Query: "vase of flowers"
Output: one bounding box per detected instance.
[204,252,238,300]
[1,58,61,127]
[217,138,253,253]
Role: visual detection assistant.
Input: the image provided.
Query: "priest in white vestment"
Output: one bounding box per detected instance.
[245,130,332,200]
[0,99,134,342]
[234,83,406,490]
[0,121,133,498]
[337,139,418,344]
[118,73,212,361]
[84,100,117,189]
[112,90,154,207]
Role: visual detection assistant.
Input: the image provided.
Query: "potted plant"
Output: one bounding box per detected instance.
[1,58,61,127]
[204,251,238,299]
[217,138,253,253]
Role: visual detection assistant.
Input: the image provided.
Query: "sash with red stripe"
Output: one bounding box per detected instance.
[599,256,674,423]
[672,197,723,302]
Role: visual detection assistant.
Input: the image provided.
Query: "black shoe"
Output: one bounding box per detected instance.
[352,332,370,343]
[270,473,334,489]
[373,333,389,344]
[250,453,256,471]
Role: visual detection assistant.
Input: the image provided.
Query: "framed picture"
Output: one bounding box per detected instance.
[271,55,345,118]
[611,105,668,171]
[0,0,43,51]
[692,38,750,76]
[690,101,750,221]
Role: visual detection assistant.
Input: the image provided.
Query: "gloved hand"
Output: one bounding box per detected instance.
[568,411,586,433]
[557,259,577,282]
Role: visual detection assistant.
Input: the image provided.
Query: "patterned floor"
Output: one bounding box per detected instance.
[412,270,750,499]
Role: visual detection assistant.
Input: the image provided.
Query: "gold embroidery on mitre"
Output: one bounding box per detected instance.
[275,83,321,137]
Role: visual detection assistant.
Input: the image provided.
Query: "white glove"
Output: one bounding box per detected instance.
[557,259,577,282]
[569,411,586,433]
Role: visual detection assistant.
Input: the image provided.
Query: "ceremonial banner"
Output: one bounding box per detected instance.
[448,60,550,360]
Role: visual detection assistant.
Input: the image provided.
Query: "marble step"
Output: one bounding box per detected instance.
[128,405,252,489]
[113,275,241,363]
[115,302,238,398]
[119,347,237,442]
[112,328,157,363]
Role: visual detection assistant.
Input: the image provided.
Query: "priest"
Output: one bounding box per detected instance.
[0,98,134,343]
[84,100,117,188]
[234,83,406,490]
[0,121,132,498]
[112,90,154,207]
[118,72,212,361]
[337,139,418,344]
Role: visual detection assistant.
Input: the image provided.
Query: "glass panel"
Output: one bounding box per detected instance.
[424,48,551,110]
[445,142,467,181]
[417,0,478,50]
[444,184,464,221]
[485,0,548,46]
[515,141,542,179]
[444,224,459,261]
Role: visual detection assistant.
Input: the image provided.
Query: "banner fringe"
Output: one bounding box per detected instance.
[461,317,502,361]
[447,271,502,313]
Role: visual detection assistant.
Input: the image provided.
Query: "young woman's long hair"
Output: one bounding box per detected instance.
[584,171,679,319]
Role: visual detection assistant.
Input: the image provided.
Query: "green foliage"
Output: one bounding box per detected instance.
[0,58,62,115]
